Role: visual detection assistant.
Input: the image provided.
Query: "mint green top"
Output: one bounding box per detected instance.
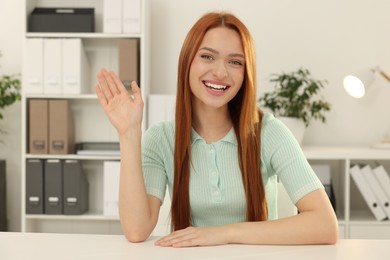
[141,113,323,227]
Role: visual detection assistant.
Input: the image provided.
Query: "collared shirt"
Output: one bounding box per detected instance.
[141,113,323,227]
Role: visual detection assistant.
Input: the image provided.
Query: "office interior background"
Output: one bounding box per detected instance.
[1,0,390,232]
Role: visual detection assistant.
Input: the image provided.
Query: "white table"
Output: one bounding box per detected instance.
[1,232,390,260]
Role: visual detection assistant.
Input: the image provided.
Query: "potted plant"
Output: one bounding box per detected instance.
[0,51,21,138]
[258,68,331,144]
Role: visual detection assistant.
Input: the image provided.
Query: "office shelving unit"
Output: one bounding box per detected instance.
[304,146,390,239]
[21,0,149,234]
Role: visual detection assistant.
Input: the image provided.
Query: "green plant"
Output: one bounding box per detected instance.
[0,51,21,135]
[258,68,331,127]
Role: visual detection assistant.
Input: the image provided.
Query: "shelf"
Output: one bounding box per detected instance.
[26,211,119,221]
[26,154,120,161]
[26,32,143,39]
[24,94,98,99]
[303,146,390,160]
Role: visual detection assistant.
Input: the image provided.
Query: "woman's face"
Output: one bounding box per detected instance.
[189,26,245,110]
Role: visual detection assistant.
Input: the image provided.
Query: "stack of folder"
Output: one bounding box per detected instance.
[26,159,89,215]
[23,38,90,94]
[103,0,141,34]
[350,164,390,221]
[28,99,75,155]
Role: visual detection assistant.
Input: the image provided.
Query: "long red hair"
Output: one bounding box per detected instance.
[172,12,267,231]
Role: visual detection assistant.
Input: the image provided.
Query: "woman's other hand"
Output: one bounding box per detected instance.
[95,68,144,135]
[154,226,228,248]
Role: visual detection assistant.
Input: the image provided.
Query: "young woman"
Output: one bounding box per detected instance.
[95,12,338,247]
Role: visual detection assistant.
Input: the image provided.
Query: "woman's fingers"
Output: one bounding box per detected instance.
[130,81,142,100]
[95,84,107,106]
[96,68,121,100]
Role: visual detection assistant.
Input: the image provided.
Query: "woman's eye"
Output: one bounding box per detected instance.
[200,54,214,61]
[230,60,243,66]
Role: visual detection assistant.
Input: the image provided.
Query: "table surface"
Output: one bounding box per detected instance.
[1,232,390,260]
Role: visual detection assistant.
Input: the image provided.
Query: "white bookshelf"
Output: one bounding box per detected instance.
[304,146,390,239]
[21,0,149,234]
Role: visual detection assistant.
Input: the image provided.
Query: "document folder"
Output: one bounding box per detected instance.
[123,0,141,33]
[26,159,45,214]
[23,38,44,94]
[63,160,89,215]
[118,39,139,89]
[0,161,6,230]
[373,165,390,205]
[361,165,390,218]
[62,38,90,94]
[103,0,122,33]
[350,165,387,221]
[49,100,75,154]
[103,161,121,216]
[28,99,49,154]
[44,159,63,214]
[43,39,62,94]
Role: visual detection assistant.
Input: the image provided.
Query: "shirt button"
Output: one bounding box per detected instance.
[211,171,217,176]
[213,190,220,196]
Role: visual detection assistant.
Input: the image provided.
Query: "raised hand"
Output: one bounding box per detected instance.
[95,68,144,135]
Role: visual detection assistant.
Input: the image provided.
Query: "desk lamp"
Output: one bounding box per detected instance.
[343,67,390,148]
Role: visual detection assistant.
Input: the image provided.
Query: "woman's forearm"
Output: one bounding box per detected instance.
[226,210,338,245]
[226,190,338,245]
[118,127,156,242]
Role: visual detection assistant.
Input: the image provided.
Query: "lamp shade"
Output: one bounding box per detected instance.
[343,69,375,98]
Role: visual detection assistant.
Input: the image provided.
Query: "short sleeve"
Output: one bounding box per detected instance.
[261,114,323,204]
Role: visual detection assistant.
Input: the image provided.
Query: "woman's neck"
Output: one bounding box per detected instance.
[192,106,232,144]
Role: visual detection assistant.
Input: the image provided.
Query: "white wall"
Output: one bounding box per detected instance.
[1,0,390,231]
[149,0,390,146]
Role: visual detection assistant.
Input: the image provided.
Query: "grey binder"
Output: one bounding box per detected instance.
[26,159,44,214]
[0,160,6,230]
[44,159,63,214]
[63,160,89,215]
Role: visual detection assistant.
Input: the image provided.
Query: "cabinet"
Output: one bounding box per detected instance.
[303,146,390,239]
[21,0,149,234]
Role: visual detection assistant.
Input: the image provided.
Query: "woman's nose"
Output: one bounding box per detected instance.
[213,61,228,79]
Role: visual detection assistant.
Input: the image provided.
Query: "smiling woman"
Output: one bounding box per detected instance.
[95,12,338,247]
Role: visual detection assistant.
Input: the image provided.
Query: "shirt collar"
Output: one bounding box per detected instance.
[191,127,237,145]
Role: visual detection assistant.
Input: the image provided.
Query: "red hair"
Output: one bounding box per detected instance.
[172,12,267,231]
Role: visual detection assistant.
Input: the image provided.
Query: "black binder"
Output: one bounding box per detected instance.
[63,160,89,215]
[0,160,6,230]
[44,159,63,214]
[26,159,45,214]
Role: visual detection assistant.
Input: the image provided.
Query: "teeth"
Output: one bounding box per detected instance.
[204,82,227,90]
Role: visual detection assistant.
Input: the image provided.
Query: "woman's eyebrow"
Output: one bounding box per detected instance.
[199,47,244,59]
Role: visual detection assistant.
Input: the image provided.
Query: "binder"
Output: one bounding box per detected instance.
[44,159,63,214]
[350,165,387,221]
[63,160,89,215]
[103,0,122,33]
[118,39,139,89]
[373,165,390,202]
[0,160,6,230]
[361,165,390,218]
[48,100,75,154]
[62,38,90,94]
[123,0,141,33]
[28,99,49,154]
[26,159,45,214]
[103,161,121,216]
[43,39,62,94]
[23,38,44,94]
